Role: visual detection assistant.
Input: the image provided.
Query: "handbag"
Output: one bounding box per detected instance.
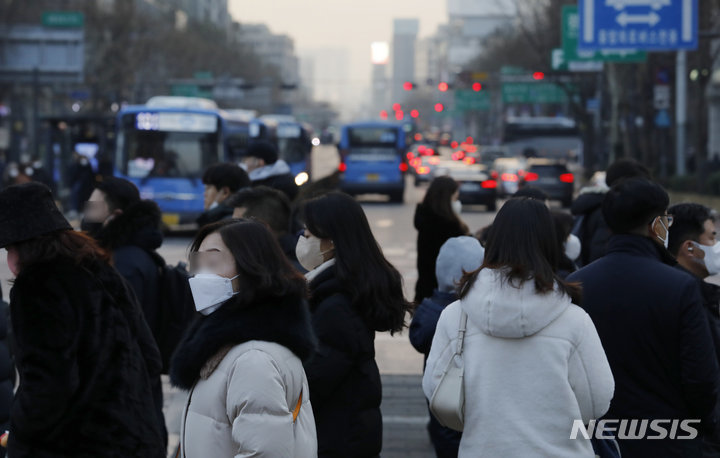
[429,310,468,432]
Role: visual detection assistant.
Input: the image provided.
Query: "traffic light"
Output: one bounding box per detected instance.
[392,103,402,111]
[395,110,404,120]
[438,82,449,92]
[533,72,545,80]
[472,82,482,92]
[379,110,388,120]
[410,109,419,118]
[403,81,415,91]
[434,103,444,113]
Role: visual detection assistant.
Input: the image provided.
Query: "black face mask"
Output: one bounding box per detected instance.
[80,219,104,238]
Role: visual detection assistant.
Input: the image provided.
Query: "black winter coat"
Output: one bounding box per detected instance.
[414,203,466,303]
[0,285,13,458]
[304,266,383,458]
[96,200,163,339]
[568,235,720,458]
[252,173,299,201]
[570,190,610,267]
[8,259,166,458]
[196,203,234,227]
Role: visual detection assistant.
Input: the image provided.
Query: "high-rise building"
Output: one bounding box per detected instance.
[446,0,514,69]
[392,19,419,106]
[173,0,231,32]
[234,23,299,85]
[371,42,390,116]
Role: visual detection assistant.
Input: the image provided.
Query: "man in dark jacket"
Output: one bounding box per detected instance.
[227,186,303,271]
[571,158,650,267]
[197,163,250,227]
[241,140,299,201]
[81,177,168,447]
[668,203,720,456]
[0,285,12,458]
[568,179,720,457]
[410,236,483,458]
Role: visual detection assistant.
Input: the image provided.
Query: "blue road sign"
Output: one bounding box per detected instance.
[579,0,698,51]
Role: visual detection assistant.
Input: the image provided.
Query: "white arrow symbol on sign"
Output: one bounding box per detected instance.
[616,11,661,27]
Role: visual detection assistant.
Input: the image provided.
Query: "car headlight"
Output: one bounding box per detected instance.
[295,172,309,186]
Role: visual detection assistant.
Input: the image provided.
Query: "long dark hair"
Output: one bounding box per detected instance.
[12,230,111,271]
[459,198,581,303]
[301,192,409,333]
[190,219,307,306]
[423,176,467,231]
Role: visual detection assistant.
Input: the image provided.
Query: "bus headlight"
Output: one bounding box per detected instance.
[295,172,309,186]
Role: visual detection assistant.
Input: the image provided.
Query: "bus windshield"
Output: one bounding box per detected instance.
[502,117,582,163]
[116,112,221,178]
[348,127,399,147]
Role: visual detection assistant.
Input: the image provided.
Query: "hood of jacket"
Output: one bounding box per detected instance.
[249,159,291,181]
[460,268,571,339]
[169,292,317,390]
[95,200,163,252]
[570,189,606,216]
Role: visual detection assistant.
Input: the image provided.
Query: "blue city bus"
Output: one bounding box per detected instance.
[114,97,265,226]
[337,121,409,203]
[261,115,313,187]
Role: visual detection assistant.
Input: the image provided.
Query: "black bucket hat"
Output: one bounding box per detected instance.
[0,182,72,248]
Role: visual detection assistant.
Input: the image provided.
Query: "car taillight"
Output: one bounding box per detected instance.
[463,157,476,165]
[501,173,518,182]
[417,166,430,175]
[410,158,422,168]
[338,163,347,172]
[482,180,497,189]
[490,170,499,180]
[524,172,539,181]
[407,152,414,159]
[428,156,440,165]
[399,163,409,172]
[559,173,574,183]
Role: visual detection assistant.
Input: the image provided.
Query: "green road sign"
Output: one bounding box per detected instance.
[171,84,212,98]
[42,11,84,28]
[551,48,603,72]
[455,89,491,111]
[562,6,646,63]
[502,82,568,104]
[193,71,214,80]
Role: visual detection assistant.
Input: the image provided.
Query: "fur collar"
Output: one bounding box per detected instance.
[96,200,162,251]
[169,293,317,390]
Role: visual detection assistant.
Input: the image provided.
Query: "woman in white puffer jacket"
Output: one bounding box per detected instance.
[423,198,615,457]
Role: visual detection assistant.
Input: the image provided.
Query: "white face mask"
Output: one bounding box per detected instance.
[693,241,720,275]
[451,199,462,215]
[564,234,582,261]
[296,235,332,272]
[188,272,239,315]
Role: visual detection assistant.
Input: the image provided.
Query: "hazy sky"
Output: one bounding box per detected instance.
[229,0,448,111]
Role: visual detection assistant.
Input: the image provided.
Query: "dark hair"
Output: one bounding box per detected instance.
[226,186,291,234]
[602,178,669,234]
[245,140,279,164]
[94,176,140,211]
[605,158,651,187]
[513,186,549,202]
[190,219,307,306]
[12,230,111,271]
[201,163,250,193]
[423,176,465,229]
[667,203,715,256]
[552,210,574,243]
[301,192,409,333]
[459,198,581,303]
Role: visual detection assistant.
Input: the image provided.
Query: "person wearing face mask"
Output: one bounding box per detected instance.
[170,219,317,458]
[568,178,720,458]
[298,192,410,457]
[668,203,720,456]
[0,182,166,457]
[414,176,469,303]
[196,162,250,227]
[241,140,299,201]
[552,210,581,279]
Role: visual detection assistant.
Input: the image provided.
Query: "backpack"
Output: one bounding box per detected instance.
[151,254,197,374]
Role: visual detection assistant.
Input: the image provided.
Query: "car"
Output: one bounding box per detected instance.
[493,157,527,197]
[409,154,442,185]
[521,159,575,207]
[433,160,498,211]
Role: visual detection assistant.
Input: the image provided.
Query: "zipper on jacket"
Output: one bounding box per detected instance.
[180,383,196,458]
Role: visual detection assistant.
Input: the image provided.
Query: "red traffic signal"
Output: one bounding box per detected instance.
[392,103,401,111]
[410,109,419,118]
[434,103,444,113]
[403,81,414,91]
[379,110,388,120]
[438,82,449,92]
[472,82,482,92]
[533,72,545,80]
[395,110,404,120]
